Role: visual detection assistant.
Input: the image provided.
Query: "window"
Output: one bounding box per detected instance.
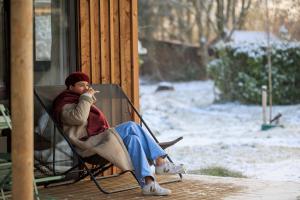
[0,0,77,99]
[34,0,77,85]
[0,1,4,88]
[33,0,77,175]
[0,0,77,174]
[0,0,9,101]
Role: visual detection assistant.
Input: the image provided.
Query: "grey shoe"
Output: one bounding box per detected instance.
[142,181,171,196]
[155,162,186,175]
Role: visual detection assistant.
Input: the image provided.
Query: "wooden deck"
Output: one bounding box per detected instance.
[39,174,240,200]
[6,173,298,199]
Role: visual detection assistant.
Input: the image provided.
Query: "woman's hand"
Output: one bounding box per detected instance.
[86,87,100,104]
[86,87,100,96]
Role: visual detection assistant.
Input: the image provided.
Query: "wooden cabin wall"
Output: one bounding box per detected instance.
[77,0,139,175]
[78,0,139,113]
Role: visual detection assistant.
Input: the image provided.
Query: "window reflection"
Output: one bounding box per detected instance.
[34,0,75,175]
[34,0,71,86]
[0,0,4,87]
[0,0,9,101]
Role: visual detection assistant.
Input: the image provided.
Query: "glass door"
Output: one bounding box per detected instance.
[0,0,9,103]
[0,0,78,174]
[33,0,77,175]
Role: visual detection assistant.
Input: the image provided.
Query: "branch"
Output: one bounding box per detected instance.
[199,0,218,34]
[237,0,252,29]
[225,0,232,27]
[205,1,214,40]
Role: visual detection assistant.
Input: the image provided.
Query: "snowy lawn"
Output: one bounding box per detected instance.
[140,80,300,182]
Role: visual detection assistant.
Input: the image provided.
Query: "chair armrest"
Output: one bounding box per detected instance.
[159,136,183,149]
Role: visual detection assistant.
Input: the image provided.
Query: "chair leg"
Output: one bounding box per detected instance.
[86,164,181,194]
[90,163,113,178]
[63,163,80,176]
[33,180,40,200]
[1,188,6,200]
[82,164,140,194]
[158,173,183,186]
[70,162,112,184]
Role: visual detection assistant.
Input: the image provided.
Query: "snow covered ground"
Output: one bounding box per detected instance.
[139,80,300,182]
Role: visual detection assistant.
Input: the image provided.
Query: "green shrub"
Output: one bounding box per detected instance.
[208,41,300,104]
[189,166,246,178]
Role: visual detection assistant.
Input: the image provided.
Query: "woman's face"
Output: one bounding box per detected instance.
[69,81,89,94]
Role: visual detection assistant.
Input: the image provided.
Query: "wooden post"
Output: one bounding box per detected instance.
[262,85,267,125]
[131,0,140,122]
[10,1,33,200]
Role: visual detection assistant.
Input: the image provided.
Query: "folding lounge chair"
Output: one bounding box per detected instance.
[34,84,183,194]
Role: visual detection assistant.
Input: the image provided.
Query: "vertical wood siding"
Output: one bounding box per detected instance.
[78,0,139,106]
[78,0,139,175]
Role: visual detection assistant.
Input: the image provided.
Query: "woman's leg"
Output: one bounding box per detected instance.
[121,133,153,186]
[114,121,181,195]
[115,121,166,161]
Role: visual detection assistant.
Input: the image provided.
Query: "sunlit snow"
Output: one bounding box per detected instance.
[140,80,300,182]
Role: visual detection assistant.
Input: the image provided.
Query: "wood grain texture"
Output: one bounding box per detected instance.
[79,0,91,76]
[90,0,101,83]
[119,0,132,100]
[100,0,111,83]
[78,1,140,174]
[131,0,140,121]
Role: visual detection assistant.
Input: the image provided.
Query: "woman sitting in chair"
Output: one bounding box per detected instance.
[52,72,185,196]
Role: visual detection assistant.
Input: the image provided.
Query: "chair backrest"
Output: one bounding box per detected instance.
[34,84,133,127]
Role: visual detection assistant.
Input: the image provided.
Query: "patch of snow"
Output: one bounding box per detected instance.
[140,80,300,182]
[214,40,300,61]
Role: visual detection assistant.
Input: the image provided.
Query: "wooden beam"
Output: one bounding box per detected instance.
[119,0,132,99]
[90,0,100,83]
[80,0,91,76]
[112,0,121,85]
[11,1,33,199]
[109,0,118,136]
[109,0,115,83]
[100,0,110,83]
[131,0,140,121]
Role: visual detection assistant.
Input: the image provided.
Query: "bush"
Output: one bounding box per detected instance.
[189,166,246,178]
[208,41,300,104]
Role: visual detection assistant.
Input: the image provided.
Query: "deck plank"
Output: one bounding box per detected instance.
[40,174,240,200]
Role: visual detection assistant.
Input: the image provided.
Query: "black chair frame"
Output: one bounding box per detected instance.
[34,84,182,194]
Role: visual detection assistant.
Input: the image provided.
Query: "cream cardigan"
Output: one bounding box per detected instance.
[60,94,133,171]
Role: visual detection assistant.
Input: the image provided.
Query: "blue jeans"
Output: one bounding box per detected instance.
[115,121,166,187]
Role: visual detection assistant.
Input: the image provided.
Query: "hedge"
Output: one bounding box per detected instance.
[208,41,300,104]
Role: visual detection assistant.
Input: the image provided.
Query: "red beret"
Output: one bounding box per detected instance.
[65,72,90,87]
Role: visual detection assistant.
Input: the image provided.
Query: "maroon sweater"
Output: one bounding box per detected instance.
[52,90,110,137]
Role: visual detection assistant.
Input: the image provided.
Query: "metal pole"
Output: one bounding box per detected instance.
[265,0,272,123]
[262,85,267,124]
[11,1,33,199]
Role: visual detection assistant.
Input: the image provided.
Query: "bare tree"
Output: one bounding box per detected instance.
[197,0,252,42]
[139,0,252,42]
[190,0,252,68]
[138,0,253,77]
